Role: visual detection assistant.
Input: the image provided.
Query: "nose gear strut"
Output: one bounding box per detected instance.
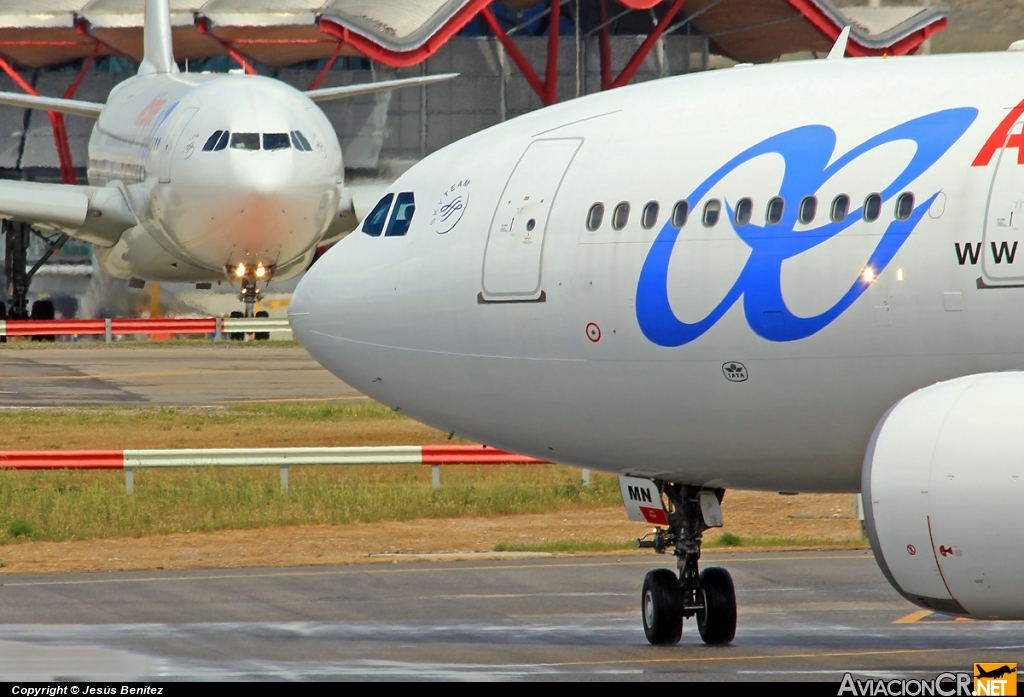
[636,483,737,646]
[238,278,262,318]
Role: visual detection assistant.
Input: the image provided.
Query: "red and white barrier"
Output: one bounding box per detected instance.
[0,445,556,491]
[0,445,548,469]
[0,316,292,339]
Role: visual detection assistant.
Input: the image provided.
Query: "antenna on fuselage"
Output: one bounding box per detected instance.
[139,0,179,76]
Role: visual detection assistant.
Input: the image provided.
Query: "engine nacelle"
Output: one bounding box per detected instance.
[864,372,1024,619]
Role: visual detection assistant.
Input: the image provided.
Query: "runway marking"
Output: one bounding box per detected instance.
[0,554,870,587]
[0,368,327,381]
[421,592,633,600]
[522,645,1024,669]
[894,610,933,623]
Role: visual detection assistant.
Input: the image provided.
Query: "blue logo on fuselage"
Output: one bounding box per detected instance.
[635,108,978,347]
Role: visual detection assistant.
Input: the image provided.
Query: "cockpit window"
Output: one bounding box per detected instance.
[230,133,260,151]
[203,131,223,152]
[214,131,229,151]
[291,131,313,152]
[362,194,394,237]
[385,192,415,237]
[263,133,291,151]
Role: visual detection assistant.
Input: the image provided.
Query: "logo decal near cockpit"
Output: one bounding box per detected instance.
[635,108,978,348]
[431,179,471,234]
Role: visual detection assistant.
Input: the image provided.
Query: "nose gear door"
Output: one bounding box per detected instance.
[480,138,581,302]
[156,106,200,184]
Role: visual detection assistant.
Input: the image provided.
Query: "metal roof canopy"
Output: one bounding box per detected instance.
[0,0,947,70]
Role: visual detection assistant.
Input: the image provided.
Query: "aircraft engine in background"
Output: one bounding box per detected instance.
[864,372,1024,619]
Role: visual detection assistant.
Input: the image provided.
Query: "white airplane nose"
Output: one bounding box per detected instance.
[289,233,399,386]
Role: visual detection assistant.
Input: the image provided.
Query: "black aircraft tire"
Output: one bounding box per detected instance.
[229,310,244,341]
[255,310,270,341]
[696,566,737,645]
[30,300,56,342]
[641,568,683,646]
[0,301,6,343]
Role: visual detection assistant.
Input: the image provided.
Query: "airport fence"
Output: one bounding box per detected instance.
[0,316,291,341]
[0,445,593,493]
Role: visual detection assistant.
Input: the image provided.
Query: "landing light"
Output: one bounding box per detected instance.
[255,264,267,279]
[896,268,905,282]
[862,267,875,283]
[235,263,246,278]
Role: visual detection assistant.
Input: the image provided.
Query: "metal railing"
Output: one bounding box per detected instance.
[0,445,593,492]
[0,316,292,341]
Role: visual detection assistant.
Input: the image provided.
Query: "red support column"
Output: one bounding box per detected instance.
[307,41,345,90]
[544,0,560,105]
[598,0,612,91]
[480,7,548,105]
[0,49,96,185]
[197,18,259,74]
[609,0,686,89]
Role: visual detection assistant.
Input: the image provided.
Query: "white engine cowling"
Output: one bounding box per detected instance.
[864,372,1024,619]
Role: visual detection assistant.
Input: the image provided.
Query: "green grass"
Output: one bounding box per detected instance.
[0,466,622,544]
[706,535,866,550]
[494,540,635,554]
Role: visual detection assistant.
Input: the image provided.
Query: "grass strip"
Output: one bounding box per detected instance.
[0,466,621,544]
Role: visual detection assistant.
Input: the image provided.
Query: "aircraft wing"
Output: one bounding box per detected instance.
[0,91,104,118]
[306,74,458,103]
[0,180,138,247]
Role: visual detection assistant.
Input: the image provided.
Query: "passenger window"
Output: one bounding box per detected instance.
[734,198,753,226]
[671,200,689,228]
[831,194,850,223]
[611,202,630,230]
[230,133,260,151]
[702,199,721,227]
[385,192,415,237]
[798,196,817,225]
[263,133,291,151]
[895,192,914,221]
[641,201,660,230]
[765,197,784,225]
[586,203,604,231]
[863,193,882,222]
[214,131,229,151]
[361,193,394,237]
[203,131,223,152]
[294,131,312,151]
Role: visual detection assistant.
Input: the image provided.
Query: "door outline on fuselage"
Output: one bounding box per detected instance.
[157,106,200,184]
[982,118,1024,284]
[479,138,582,303]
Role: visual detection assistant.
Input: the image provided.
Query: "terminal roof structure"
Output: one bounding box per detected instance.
[0,0,948,69]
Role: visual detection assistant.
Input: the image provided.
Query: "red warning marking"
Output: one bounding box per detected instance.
[639,506,668,526]
[939,545,954,557]
[907,544,917,556]
[586,323,601,343]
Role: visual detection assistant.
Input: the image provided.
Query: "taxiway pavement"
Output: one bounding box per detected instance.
[0,551,1017,681]
[0,345,359,406]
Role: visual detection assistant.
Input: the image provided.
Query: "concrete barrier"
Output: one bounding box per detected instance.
[0,316,291,340]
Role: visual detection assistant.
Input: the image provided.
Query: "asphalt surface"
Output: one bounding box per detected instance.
[1,551,1019,681]
[0,344,360,406]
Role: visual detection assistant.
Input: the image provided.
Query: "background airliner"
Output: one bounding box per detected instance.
[0,0,451,321]
[290,36,1024,645]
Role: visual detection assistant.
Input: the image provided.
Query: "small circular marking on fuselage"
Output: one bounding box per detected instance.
[586,323,601,342]
[907,544,917,556]
[722,362,748,382]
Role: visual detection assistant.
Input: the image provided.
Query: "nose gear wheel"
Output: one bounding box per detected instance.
[636,483,737,646]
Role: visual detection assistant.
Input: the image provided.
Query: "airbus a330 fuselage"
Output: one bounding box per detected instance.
[292,49,1024,636]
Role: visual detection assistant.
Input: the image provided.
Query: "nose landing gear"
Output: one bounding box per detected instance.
[636,483,737,646]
